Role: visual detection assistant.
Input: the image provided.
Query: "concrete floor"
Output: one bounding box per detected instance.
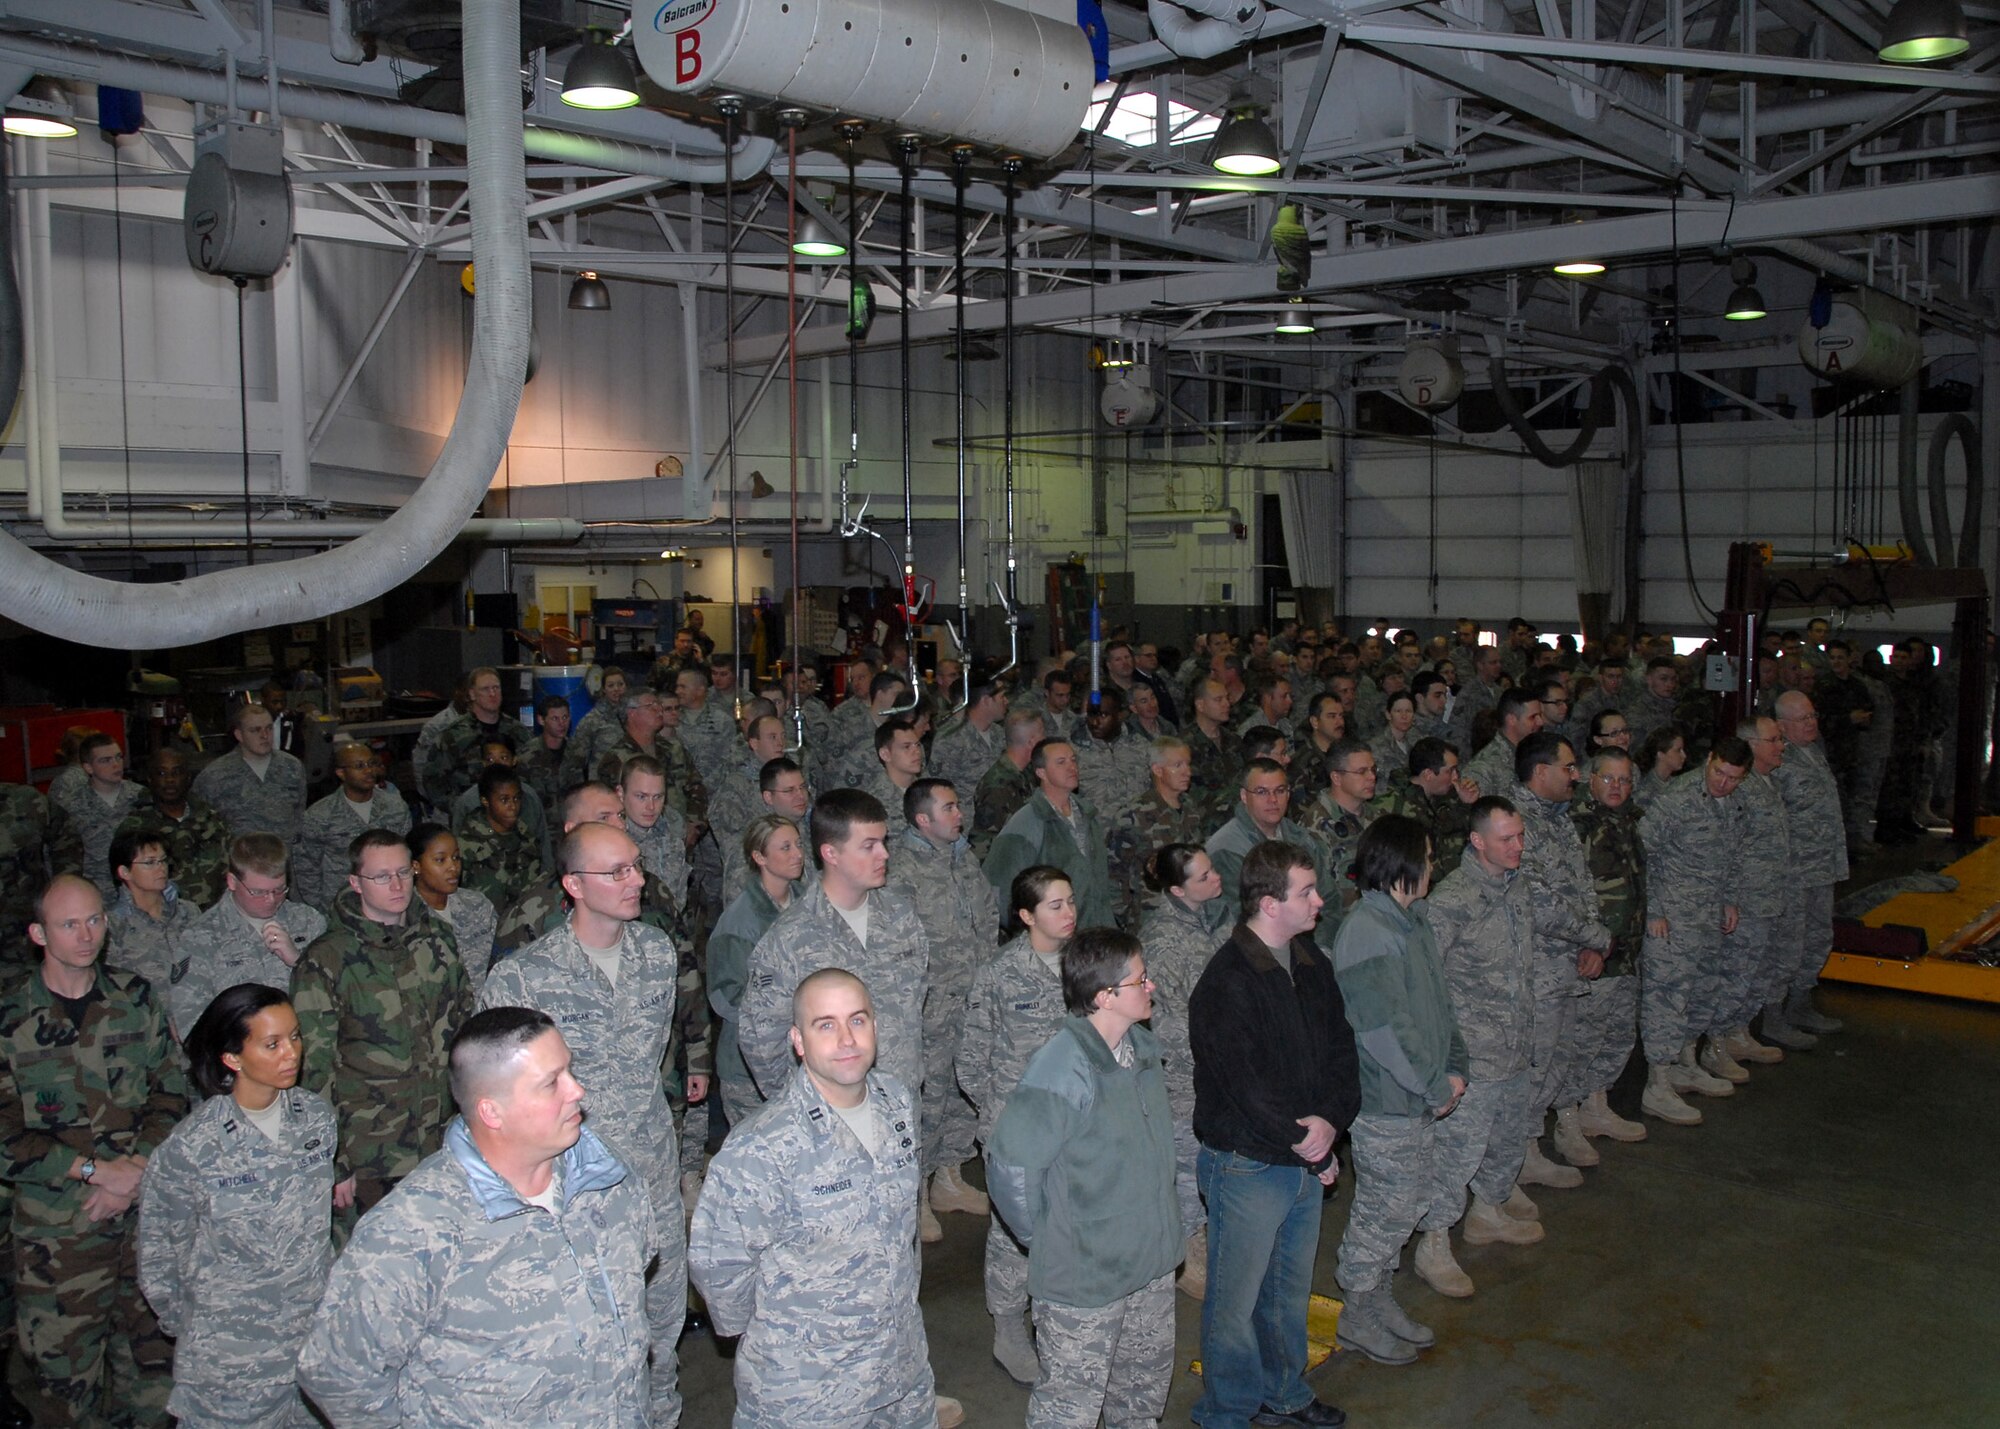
[676,975,2000,1427]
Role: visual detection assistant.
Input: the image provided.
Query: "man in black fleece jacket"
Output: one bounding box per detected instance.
[1189,841,1362,1429]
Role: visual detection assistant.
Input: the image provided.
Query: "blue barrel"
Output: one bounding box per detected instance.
[534,664,596,729]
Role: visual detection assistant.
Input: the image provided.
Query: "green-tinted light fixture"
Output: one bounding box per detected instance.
[1723,259,1768,321]
[1274,299,1316,335]
[1210,106,1282,177]
[1878,0,1971,61]
[562,36,642,110]
[792,218,847,258]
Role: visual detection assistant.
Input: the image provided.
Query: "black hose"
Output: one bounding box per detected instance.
[0,132,23,437]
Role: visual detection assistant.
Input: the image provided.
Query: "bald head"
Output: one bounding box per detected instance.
[558,819,633,877]
[791,966,870,1029]
[1774,691,1815,722]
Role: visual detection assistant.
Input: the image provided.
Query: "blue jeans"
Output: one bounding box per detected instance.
[1193,1146,1323,1428]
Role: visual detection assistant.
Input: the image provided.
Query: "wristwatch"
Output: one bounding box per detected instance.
[78,1158,96,1184]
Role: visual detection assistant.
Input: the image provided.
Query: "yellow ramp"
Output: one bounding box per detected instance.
[1826,821,2000,1003]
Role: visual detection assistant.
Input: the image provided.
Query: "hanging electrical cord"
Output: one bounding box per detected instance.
[838,122,864,531]
[991,156,1025,682]
[783,110,805,747]
[1427,423,1440,616]
[945,143,974,719]
[1668,192,1715,623]
[889,133,922,714]
[719,96,744,701]
[235,278,254,565]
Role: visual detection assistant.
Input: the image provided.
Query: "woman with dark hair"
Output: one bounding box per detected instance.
[1371,691,1421,775]
[708,813,807,1121]
[1634,723,1689,809]
[1138,843,1228,1297]
[408,822,498,997]
[1329,814,1470,1366]
[988,927,1181,1429]
[1588,708,1632,756]
[958,865,1077,1388]
[138,984,336,1427]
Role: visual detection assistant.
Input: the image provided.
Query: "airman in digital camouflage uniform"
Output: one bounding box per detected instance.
[1297,737,1381,937]
[48,734,145,900]
[291,830,473,1219]
[116,749,229,912]
[1701,719,1791,1082]
[709,716,793,873]
[690,969,937,1429]
[721,757,816,906]
[1071,688,1152,825]
[297,1009,656,1426]
[1509,732,1612,1189]
[886,779,998,1234]
[292,743,411,911]
[169,834,327,1039]
[191,705,308,845]
[1105,738,1206,929]
[1418,797,1543,1300]
[959,866,1074,1386]
[1637,738,1748,1125]
[858,719,928,843]
[480,822,696,1429]
[103,829,195,992]
[1767,693,1850,1047]
[565,666,631,784]
[138,986,336,1428]
[0,875,185,1425]
[929,682,1008,829]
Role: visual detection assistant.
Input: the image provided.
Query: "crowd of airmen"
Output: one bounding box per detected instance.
[0,608,1925,1427]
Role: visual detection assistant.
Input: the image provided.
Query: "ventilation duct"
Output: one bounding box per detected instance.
[1148,0,1267,60]
[0,0,533,648]
[636,0,1093,160]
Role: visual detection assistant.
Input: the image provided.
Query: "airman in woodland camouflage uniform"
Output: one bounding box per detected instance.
[1562,753,1651,1149]
[420,668,535,810]
[117,749,230,912]
[138,1063,336,1429]
[1183,678,1245,826]
[291,833,473,1218]
[0,782,49,960]
[1637,739,1747,1124]
[689,970,936,1429]
[1509,732,1613,1186]
[480,821,695,1429]
[454,768,547,910]
[0,875,185,1425]
[1105,739,1206,928]
[168,835,327,1038]
[298,1011,656,1427]
[191,706,308,844]
[1370,737,1477,882]
[886,781,998,1220]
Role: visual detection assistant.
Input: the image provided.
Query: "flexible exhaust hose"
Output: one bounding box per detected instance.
[0,3,530,648]
[1482,336,1641,470]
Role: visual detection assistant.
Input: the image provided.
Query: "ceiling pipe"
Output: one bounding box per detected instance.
[0,33,776,185]
[0,0,536,646]
[1699,91,1981,140]
[1148,0,1268,60]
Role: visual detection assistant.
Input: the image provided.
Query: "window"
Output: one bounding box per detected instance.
[1081,87,1220,149]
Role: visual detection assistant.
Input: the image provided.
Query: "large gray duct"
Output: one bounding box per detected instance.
[0,33,776,185]
[1149,0,1267,60]
[0,1,531,648]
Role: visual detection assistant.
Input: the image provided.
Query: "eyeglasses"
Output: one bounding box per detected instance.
[237,882,288,900]
[355,865,416,887]
[575,863,643,882]
[1337,765,1376,777]
[1107,974,1155,992]
[1596,776,1634,789]
[127,856,169,870]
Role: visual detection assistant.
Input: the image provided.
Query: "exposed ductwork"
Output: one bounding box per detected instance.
[0,32,776,186]
[1148,0,1267,61]
[0,0,533,648]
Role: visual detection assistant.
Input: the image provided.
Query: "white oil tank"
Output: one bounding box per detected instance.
[1798,295,1922,389]
[635,0,1093,159]
[1397,339,1464,411]
[1101,369,1159,428]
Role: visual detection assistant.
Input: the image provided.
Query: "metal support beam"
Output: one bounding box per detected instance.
[309,246,425,455]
